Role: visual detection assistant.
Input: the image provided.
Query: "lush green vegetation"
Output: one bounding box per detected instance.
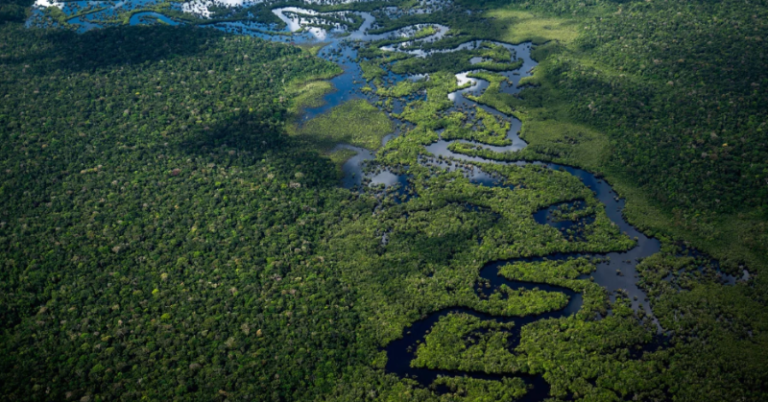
[4,15,628,401]
[362,0,767,267]
[375,77,427,98]
[0,0,32,24]
[0,22,364,401]
[3,0,768,401]
[515,297,657,400]
[287,99,394,151]
[447,0,768,273]
[499,258,607,319]
[629,240,768,401]
[431,376,528,402]
[412,312,520,374]
[286,80,337,115]
[440,107,512,146]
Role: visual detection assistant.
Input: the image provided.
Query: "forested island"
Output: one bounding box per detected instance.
[1,0,766,401]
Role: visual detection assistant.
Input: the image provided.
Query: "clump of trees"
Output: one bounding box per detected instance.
[412,312,519,373]
[0,0,32,24]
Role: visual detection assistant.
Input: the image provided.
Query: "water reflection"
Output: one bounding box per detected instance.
[129,11,180,26]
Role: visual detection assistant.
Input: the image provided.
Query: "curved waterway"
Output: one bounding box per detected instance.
[28,3,672,399]
[245,8,665,396]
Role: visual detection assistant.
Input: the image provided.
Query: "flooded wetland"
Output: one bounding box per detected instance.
[3,0,764,400]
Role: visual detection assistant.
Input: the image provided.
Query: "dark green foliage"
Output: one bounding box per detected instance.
[3,0,768,401]
[516,298,658,400]
[412,313,519,374]
[535,0,768,214]
[432,376,528,402]
[634,242,768,401]
[0,18,633,402]
[0,23,360,402]
[389,51,522,75]
[0,0,32,24]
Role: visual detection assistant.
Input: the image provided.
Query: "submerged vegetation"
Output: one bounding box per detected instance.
[1,0,767,401]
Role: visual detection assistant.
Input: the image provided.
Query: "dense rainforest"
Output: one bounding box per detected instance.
[1,0,767,401]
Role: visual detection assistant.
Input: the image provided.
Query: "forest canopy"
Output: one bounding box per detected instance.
[1,0,767,401]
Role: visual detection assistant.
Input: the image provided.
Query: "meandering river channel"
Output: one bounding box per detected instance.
[26,2,746,399]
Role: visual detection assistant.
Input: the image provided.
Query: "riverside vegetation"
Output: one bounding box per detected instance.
[1,0,767,401]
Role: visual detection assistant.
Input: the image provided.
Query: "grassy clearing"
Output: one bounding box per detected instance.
[519,120,609,169]
[288,99,393,151]
[448,118,609,174]
[297,42,329,56]
[466,5,768,273]
[286,80,336,115]
[483,8,580,45]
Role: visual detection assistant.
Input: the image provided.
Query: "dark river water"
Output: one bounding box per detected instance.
[25,2,746,398]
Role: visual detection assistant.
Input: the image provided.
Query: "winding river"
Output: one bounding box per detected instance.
[25,2,745,399]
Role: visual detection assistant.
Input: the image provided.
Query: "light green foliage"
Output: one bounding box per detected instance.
[499,258,607,318]
[288,99,393,151]
[481,8,580,45]
[446,119,611,173]
[328,147,358,176]
[412,313,519,374]
[330,160,635,347]
[550,202,595,222]
[286,80,336,115]
[471,42,524,71]
[478,42,513,63]
[297,42,329,56]
[441,107,511,146]
[41,5,70,26]
[387,50,495,75]
[395,71,468,127]
[497,0,768,272]
[378,124,440,165]
[433,377,528,402]
[465,71,518,115]
[360,60,387,81]
[413,25,436,39]
[377,77,427,98]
